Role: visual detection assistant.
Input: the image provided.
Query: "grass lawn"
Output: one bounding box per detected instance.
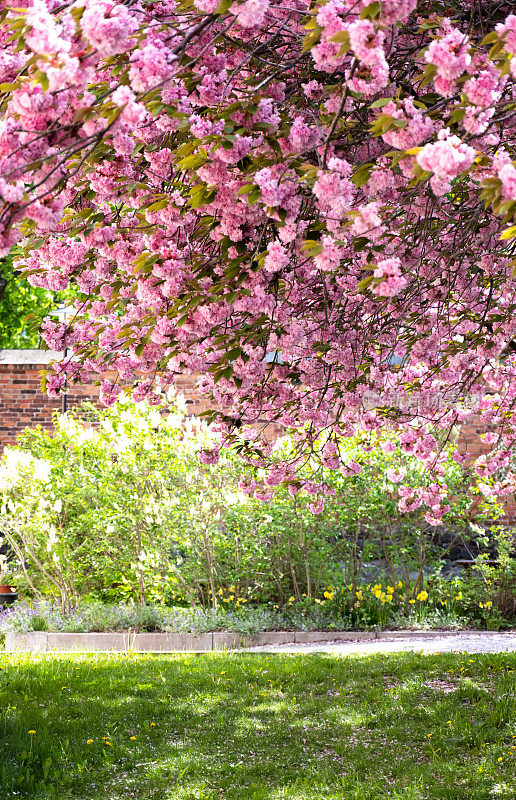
[0,651,515,800]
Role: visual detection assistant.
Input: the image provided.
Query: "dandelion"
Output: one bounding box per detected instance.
[86,739,94,744]
[28,730,36,735]
[150,722,156,727]
[130,736,137,740]
[498,757,503,762]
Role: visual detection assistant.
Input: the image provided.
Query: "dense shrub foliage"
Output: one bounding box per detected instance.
[0,396,510,624]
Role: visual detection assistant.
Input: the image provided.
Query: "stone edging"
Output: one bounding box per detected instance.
[0,349,61,365]
[3,628,509,654]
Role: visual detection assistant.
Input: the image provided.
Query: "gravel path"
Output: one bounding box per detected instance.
[245,632,516,655]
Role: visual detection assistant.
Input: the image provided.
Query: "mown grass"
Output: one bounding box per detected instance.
[0,651,515,799]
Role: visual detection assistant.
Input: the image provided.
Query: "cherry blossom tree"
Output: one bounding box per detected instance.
[0,1,516,521]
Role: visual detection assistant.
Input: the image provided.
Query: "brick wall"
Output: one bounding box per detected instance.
[0,350,218,448]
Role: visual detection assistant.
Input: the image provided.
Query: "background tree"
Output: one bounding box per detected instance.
[0,251,64,349]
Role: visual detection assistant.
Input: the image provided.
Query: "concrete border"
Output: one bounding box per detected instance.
[1,629,490,654]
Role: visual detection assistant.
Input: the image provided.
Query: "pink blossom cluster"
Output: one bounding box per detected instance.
[416,130,477,195]
[425,26,471,97]
[372,257,407,297]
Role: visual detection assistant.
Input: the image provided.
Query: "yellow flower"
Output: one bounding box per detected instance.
[130,736,137,740]
[409,599,415,604]
[150,722,156,727]
[28,730,36,735]
[356,590,363,600]
[387,586,394,594]
[498,757,503,762]
[416,590,428,602]
[86,739,94,744]
[105,741,113,747]
[485,600,493,609]
[288,596,295,603]
[398,581,403,589]
[323,590,333,600]
[455,592,462,600]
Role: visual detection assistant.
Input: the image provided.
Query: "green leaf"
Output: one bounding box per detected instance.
[370,98,393,109]
[360,1,381,19]
[358,275,375,292]
[302,26,321,53]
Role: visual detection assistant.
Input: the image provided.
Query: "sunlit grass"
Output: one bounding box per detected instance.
[0,651,515,799]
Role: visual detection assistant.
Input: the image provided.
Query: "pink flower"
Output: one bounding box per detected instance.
[380,99,434,150]
[464,69,503,108]
[99,380,121,407]
[199,447,220,465]
[313,236,342,272]
[386,467,406,483]
[426,28,471,97]
[313,162,355,223]
[81,1,138,57]
[416,129,476,195]
[346,60,389,97]
[308,498,324,514]
[230,0,270,29]
[378,0,417,25]
[350,202,383,240]
[348,20,385,67]
[288,116,318,153]
[25,0,72,55]
[372,257,407,297]
[498,163,516,202]
[264,241,289,275]
[496,14,516,54]
[193,0,219,11]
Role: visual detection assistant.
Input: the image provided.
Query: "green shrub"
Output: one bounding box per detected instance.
[0,393,504,610]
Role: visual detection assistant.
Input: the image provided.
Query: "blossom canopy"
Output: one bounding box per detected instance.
[0,0,516,518]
